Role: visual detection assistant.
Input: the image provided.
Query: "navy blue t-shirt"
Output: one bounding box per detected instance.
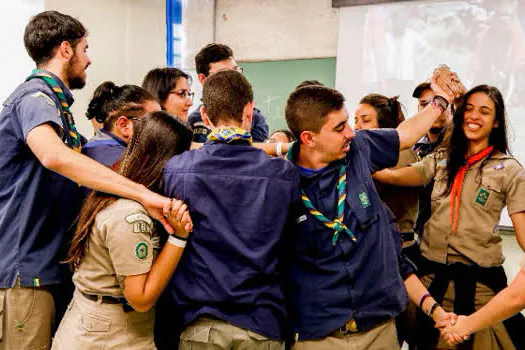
[82,128,127,167]
[0,72,83,287]
[188,106,269,143]
[163,140,300,339]
[285,129,411,341]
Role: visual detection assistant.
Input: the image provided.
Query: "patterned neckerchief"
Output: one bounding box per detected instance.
[26,69,82,152]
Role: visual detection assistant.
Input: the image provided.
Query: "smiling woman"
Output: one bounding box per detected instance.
[142,67,194,122]
[373,85,525,349]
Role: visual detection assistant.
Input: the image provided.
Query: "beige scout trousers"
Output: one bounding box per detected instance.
[292,319,399,350]
[179,316,284,350]
[52,289,155,350]
[0,278,55,350]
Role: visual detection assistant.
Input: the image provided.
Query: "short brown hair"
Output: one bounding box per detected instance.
[24,11,87,66]
[202,70,253,125]
[285,86,345,140]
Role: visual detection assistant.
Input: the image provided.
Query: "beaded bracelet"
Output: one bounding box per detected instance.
[431,95,449,114]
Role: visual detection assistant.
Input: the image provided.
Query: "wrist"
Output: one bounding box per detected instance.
[431,95,450,113]
[430,304,444,322]
[167,234,187,248]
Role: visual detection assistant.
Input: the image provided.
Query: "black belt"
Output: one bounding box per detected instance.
[400,231,415,242]
[80,291,134,312]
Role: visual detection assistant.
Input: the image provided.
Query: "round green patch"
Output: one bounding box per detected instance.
[135,241,148,259]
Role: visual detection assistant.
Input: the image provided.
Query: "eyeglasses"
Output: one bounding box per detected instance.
[170,89,195,101]
[126,117,142,122]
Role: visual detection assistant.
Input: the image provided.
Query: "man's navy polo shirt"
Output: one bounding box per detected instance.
[188,107,269,143]
[82,128,127,167]
[0,71,83,288]
[163,139,300,339]
[285,129,410,341]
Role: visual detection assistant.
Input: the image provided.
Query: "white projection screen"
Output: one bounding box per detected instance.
[336,0,525,226]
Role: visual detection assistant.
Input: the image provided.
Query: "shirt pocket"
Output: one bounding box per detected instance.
[470,176,504,211]
[346,182,380,234]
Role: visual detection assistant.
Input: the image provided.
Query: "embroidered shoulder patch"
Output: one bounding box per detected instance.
[125,212,152,234]
[135,241,148,259]
[32,91,56,107]
[475,188,490,206]
[358,192,370,208]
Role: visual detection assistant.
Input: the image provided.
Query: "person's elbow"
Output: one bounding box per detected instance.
[126,298,155,313]
[39,151,63,171]
[396,128,415,150]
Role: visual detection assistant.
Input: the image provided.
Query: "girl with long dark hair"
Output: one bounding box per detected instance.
[374,85,525,349]
[52,111,194,349]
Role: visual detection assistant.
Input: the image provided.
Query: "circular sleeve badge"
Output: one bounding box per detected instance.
[135,241,149,260]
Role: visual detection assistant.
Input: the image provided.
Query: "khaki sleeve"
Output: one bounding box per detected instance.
[410,151,438,186]
[104,210,155,276]
[503,162,525,216]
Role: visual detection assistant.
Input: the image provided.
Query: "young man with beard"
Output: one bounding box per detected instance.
[283,72,462,349]
[0,11,182,350]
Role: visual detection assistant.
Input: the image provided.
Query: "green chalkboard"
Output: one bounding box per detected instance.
[239,58,336,133]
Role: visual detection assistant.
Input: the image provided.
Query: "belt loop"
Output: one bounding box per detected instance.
[96,295,103,305]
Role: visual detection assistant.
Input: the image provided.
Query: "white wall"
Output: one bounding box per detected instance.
[44,0,166,136]
[0,0,45,104]
[183,0,339,68]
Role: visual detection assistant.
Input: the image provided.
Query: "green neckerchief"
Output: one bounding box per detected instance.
[26,69,82,152]
[300,165,356,245]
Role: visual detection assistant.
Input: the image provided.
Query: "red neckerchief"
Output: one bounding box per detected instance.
[449,146,494,232]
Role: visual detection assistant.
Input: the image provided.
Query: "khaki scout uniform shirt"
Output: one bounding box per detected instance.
[377,148,419,233]
[412,149,525,267]
[73,199,157,297]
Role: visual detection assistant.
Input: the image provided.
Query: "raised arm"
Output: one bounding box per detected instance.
[397,65,466,149]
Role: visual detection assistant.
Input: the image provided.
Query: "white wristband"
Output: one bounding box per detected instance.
[276,142,283,158]
[167,235,187,248]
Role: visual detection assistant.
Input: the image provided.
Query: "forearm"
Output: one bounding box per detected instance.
[397,103,443,150]
[372,167,424,187]
[464,271,525,334]
[254,142,291,157]
[28,124,148,202]
[51,145,148,202]
[404,274,444,322]
[128,243,184,311]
